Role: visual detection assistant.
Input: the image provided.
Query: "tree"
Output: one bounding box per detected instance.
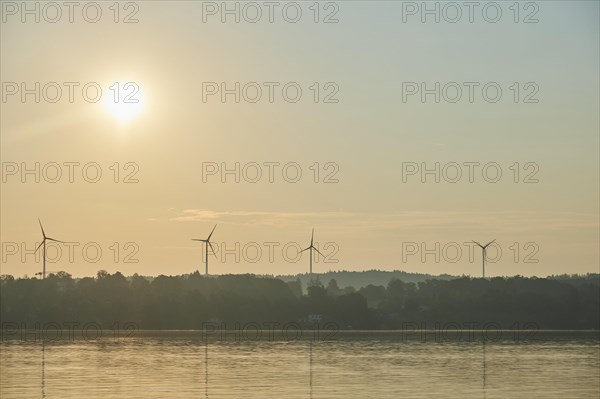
[97,270,110,280]
[358,284,386,307]
[287,279,303,298]
[55,271,72,280]
[307,283,326,298]
[326,279,342,296]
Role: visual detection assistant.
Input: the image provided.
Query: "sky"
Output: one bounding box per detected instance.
[1,1,598,278]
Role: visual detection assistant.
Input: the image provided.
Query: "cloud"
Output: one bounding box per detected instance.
[169,209,355,226]
[165,208,598,239]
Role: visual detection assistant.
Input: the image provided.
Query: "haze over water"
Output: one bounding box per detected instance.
[1,332,598,398]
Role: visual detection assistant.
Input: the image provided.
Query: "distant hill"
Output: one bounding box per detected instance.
[271,270,459,290]
[549,273,600,281]
[103,271,599,292]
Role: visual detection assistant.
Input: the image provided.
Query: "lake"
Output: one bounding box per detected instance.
[1,331,598,398]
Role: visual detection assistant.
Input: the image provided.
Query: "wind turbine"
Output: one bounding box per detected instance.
[472,239,495,278]
[35,219,65,280]
[301,229,325,276]
[192,224,217,276]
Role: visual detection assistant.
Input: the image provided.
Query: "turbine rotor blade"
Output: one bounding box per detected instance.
[46,238,65,243]
[35,241,44,253]
[311,228,314,246]
[300,247,310,253]
[38,219,46,239]
[472,240,484,248]
[313,246,325,258]
[208,241,217,256]
[207,224,217,240]
[484,239,496,248]
[192,239,208,242]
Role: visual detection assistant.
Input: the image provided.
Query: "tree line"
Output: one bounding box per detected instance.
[1,271,598,330]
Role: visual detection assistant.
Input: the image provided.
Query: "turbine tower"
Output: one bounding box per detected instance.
[473,239,495,278]
[301,229,324,276]
[35,219,65,279]
[192,224,217,276]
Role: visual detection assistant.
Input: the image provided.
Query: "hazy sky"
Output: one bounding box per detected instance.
[1,1,598,278]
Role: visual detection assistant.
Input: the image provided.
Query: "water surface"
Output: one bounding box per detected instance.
[1,331,598,398]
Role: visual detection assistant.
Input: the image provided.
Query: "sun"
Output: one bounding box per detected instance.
[103,81,145,123]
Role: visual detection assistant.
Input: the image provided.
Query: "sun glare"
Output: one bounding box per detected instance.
[103,81,145,123]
